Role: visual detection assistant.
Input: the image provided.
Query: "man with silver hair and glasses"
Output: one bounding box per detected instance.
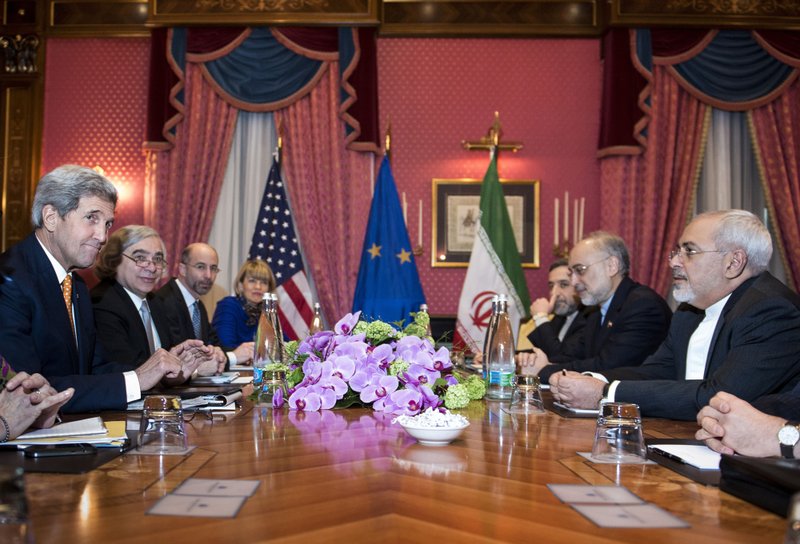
[0,165,200,412]
[91,225,222,375]
[519,231,671,383]
[551,209,800,420]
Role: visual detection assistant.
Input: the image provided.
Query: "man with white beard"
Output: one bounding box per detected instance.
[550,209,800,420]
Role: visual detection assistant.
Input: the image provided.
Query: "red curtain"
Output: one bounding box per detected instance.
[275,65,374,323]
[144,63,238,273]
[750,78,800,291]
[601,65,709,295]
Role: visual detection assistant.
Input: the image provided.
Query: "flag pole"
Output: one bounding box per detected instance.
[276,118,284,164]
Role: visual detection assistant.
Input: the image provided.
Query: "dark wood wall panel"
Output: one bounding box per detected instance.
[150,0,378,25]
[49,0,149,36]
[381,1,600,37]
[1,84,38,250]
[612,0,800,29]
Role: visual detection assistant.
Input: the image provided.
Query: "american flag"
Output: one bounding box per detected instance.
[248,156,314,340]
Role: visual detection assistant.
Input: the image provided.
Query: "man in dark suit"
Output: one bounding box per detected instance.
[91,225,220,373]
[522,232,672,383]
[156,243,253,366]
[552,210,800,420]
[0,165,202,412]
[524,259,587,359]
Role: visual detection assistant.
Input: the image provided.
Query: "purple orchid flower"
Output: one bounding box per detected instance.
[334,311,361,335]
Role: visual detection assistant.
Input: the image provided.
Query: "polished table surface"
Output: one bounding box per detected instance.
[26,400,783,543]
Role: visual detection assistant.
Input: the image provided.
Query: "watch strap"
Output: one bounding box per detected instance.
[781,420,800,459]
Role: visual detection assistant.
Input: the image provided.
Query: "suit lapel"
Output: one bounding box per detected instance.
[28,237,82,373]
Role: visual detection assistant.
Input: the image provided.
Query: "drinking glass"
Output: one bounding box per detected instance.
[260,370,288,407]
[590,402,646,463]
[0,466,32,544]
[137,395,188,454]
[504,375,545,415]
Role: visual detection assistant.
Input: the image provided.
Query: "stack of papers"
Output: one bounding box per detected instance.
[7,417,128,447]
[648,444,721,470]
[127,391,242,412]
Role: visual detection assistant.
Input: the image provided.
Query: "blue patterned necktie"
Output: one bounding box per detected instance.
[191,300,202,339]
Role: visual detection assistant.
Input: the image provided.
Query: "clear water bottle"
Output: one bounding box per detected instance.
[419,303,433,338]
[487,295,515,400]
[482,295,500,385]
[268,293,284,355]
[309,302,323,335]
[253,293,280,389]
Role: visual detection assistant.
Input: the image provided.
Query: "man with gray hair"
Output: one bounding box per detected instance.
[0,165,199,412]
[551,210,800,420]
[91,225,222,374]
[521,231,671,383]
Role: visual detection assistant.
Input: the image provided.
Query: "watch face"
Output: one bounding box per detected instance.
[779,425,800,446]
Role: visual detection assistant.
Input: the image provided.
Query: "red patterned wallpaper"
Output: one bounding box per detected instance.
[41,36,602,314]
[377,38,603,315]
[41,38,150,229]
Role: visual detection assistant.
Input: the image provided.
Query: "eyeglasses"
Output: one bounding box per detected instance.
[123,253,167,269]
[187,263,220,274]
[668,246,727,262]
[569,257,609,277]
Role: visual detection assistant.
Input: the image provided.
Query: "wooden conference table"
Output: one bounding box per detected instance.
[26,400,783,543]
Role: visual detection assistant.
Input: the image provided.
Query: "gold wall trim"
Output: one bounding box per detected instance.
[381,1,601,37]
[149,0,379,25]
[611,0,800,29]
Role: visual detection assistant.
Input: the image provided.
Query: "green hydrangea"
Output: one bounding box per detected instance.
[388,359,409,377]
[365,320,398,345]
[284,340,299,360]
[353,321,369,335]
[444,383,470,409]
[464,375,486,400]
[263,362,290,373]
[402,311,432,341]
[403,323,427,339]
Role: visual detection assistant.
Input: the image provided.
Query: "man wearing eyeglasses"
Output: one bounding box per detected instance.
[0,165,194,412]
[156,243,254,367]
[520,231,672,383]
[90,226,220,377]
[551,209,800,420]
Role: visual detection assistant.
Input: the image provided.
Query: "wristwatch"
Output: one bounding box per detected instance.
[778,420,800,459]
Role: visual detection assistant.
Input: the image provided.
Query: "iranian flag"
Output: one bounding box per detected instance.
[455,151,532,352]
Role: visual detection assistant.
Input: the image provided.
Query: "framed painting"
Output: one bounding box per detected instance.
[432,178,540,268]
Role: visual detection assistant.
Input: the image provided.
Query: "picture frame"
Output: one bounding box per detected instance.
[432,178,540,268]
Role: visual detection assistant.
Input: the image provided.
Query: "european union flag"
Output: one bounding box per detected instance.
[352,156,425,326]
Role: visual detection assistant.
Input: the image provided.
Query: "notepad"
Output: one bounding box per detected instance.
[191,372,241,385]
[15,417,106,440]
[552,401,600,416]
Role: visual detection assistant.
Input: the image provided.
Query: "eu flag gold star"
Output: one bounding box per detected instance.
[367,243,382,259]
[396,248,412,264]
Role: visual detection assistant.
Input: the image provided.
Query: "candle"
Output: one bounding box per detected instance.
[564,191,569,243]
[573,199,578,244]
[403,192,408,225]
[418,200,423,247]
[579,197,585,242]
[554,198,559,246]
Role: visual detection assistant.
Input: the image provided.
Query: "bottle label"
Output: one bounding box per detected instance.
[489,371,514,386]
[253,367,264,385]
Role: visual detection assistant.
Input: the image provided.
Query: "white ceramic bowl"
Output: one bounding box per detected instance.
[398,421,469,447]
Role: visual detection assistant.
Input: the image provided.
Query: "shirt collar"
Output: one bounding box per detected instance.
[35,234,68,284]
[122,286,146,311]
[599,295,613,321]
[175,278,197,308]
[704,293,731,320]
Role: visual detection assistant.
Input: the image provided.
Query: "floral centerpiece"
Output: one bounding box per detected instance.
[267,311,485,415]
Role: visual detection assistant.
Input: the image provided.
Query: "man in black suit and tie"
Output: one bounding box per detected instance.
[0,165,203,412]
[156,243,253,366]
[552,210,800,420]
[91,225,220,373]
[524,259,587,359]
[522,232,672,382]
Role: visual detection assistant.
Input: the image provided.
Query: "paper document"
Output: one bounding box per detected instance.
[15,416,106,440]
[648,444,721,470]
[8,420,128,447]
[191,372,241,385]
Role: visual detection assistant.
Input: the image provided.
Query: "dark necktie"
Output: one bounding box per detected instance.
[192,301,202,339]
